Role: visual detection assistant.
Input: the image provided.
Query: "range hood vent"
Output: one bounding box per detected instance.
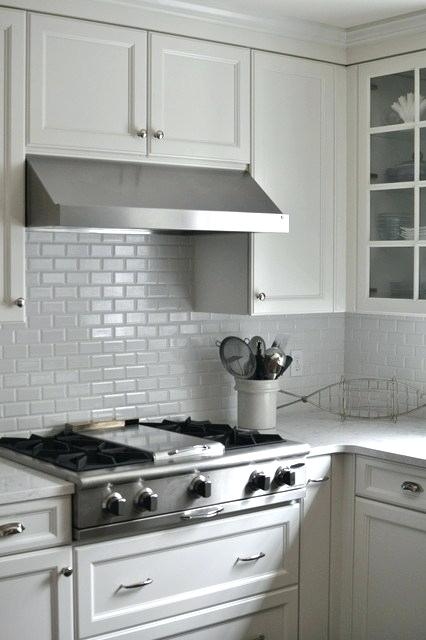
[26,155,288,234]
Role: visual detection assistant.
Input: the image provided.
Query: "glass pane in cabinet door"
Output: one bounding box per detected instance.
[370,247,413,298]
[419,129,426,179]
[370,189,414,240]
[419,69,426,121]
[419,248,426,298]
[370,130,414,184]
[370,71,414,127]
[420,189,426,239]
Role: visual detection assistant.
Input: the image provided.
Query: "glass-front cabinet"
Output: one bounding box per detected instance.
[357,53,426,313]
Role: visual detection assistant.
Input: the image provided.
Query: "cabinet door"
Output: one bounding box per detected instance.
[352,497,426,640]
[149,34,250,163]
[252,52,335,314]
[356,52,426,314]
[0,546,74,640]
[28,14,147,156]
[299,456,331,640]
[0,8,25,322]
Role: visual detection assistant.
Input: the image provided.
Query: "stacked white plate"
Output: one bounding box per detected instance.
[400,226,426,239]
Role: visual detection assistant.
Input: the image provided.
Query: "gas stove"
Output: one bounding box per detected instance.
[0,418,309,542]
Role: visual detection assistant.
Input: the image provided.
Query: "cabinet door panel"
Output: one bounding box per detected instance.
[353,497,426,640]
[150,34,250,162]
[0,546,73,640]
[28,14,147,155]
[0,8,25,321]
[252,52,335,314]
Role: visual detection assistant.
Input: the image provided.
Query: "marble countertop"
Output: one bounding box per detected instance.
[275,404,426,468]
[0,456,74,506]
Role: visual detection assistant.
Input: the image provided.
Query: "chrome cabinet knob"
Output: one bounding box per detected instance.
[401,481,423,495]
[135,488,158,512]
[61,567,73,577]
[136,129,147,138]
[103,492,127,516]
[154,130,165,140]
[14,297,25,308]
[256,292,266,301]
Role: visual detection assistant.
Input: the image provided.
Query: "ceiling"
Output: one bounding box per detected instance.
[186,0,426,29]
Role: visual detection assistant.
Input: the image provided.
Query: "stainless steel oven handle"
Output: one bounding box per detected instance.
[0,522,25,537]
[118,578,153,590]
[181,506,224,521]
[237,552,266,562]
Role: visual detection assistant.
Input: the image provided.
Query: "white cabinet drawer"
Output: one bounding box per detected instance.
[92,587,298,640]
[0,496,71,555]
[356,456,426,512]
[75,504,299,638]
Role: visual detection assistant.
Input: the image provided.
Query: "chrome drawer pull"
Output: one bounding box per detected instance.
[118,578,153,590]
[401,481,423,495]
[237,552,265,562]
[307,476,330,485]
[0,522,25,537]
[181,506,224,521]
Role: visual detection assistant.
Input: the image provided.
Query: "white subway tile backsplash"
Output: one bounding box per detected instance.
[0,231,346,432]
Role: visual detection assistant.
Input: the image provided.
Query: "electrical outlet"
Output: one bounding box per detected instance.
[291,350,303,377]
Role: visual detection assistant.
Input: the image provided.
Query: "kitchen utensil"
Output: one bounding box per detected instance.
[263,347,285,380]
[248,335,266,355]
[271,334,290,351]
[277,354,293,377]
[219,336,256,379]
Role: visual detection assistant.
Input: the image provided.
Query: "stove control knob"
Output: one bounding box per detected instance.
[135,488,158,512]
[103,492,127,516]
[190,475,212,498]
[274,467,296,487]
[248,471,271,491]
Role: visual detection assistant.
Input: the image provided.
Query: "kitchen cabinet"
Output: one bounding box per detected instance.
[75,503,299,637]
[28,14,148,157]
[0,545,74,640]
[352,497,426,640]
[27,15,250,165]
[356,52,426,314]
[0,8,25,322]
[299,455,331,640]
[149,34,250,163]
[193,52,343,315]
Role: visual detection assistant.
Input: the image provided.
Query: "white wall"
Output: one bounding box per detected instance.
[0,231,345,433]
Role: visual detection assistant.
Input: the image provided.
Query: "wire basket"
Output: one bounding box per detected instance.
[277,377,426,421]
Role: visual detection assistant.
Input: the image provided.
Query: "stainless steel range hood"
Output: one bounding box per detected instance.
[26,155,288,234]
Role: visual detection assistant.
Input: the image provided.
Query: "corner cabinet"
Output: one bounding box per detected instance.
[193,52,345,315]
[356,52,426,314]
[0,8,25,322]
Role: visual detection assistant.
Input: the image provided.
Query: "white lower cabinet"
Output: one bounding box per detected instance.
[75,504,299,638]
[0,545,74,640]
[352,496,426,640]
[299,456,332,640]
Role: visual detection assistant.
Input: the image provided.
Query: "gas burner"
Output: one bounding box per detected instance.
[142,418,285,449]
[0,429,153,471]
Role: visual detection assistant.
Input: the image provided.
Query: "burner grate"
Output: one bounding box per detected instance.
[0,429,153,471]
[142,418,285,449]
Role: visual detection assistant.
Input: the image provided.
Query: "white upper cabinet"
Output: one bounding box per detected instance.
[252,52,336,314]
[0,8,25,322]
[28,14,147,156]
[193,52,342,315]
[356,52,426,314]
[149,34,250,163]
